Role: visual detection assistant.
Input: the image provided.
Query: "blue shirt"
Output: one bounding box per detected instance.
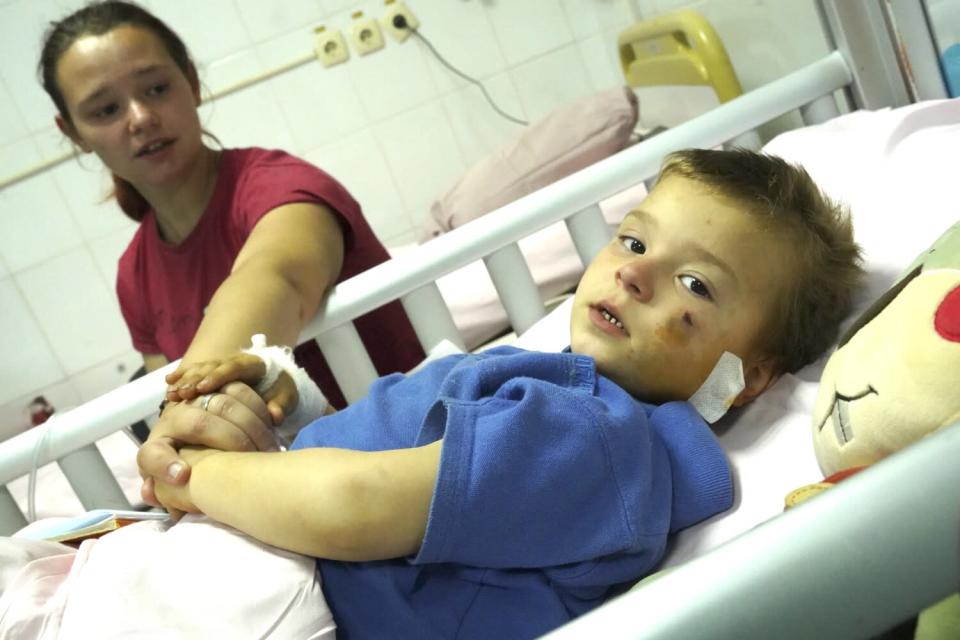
[292,346,732,639]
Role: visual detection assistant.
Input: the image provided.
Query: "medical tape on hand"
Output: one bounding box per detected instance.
[242,334,328,446]
[687,351,745,424]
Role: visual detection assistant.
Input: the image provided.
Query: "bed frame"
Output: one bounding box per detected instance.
[1,2,956,637]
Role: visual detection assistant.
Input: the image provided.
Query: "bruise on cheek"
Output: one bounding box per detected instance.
[655,315,692,346]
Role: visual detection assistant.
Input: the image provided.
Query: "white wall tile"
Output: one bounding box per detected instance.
[410,0,507,94]
[148,0,253,65]
[271,62,370,154]
[578,32,627,92]
[303,129,409,242]
[0,77,29,146]
[509,44,594,122]
[71,349,143,403]
[373,102,466,226]
[235,0,329,43]
[347,32,439,124]
[0,0,66,133]
[483,0,575,66]
[441,72,527,168]
[16,247,131,375]
[201,49,265,98]
[560,0,630,40]
[0,378,81,443]
[0,173,84,272]
[0,278,65,407]
[0,136,41,185]
[88,224,137,293]
[200,84,296,152]
[32,126,75,165]
[51,158,135,243]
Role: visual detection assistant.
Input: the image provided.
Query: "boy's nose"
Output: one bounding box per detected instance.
[616,258,654,303]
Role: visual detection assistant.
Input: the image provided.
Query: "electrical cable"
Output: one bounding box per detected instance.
[392,15,529,126]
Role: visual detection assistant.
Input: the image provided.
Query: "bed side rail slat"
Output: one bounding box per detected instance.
[401,283,466,352]
[58,443,131,511]
[0,487,28,535]
[484,243,546,335]
[314,325,379,405]
[565,204,612,267]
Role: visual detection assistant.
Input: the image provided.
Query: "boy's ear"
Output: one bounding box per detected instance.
[732,357,780,407]
[55,114,90,152]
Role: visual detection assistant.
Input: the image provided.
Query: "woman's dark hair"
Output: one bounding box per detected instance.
[38,1,195,221]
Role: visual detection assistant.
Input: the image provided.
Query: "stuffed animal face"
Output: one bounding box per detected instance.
[812,268,960,476]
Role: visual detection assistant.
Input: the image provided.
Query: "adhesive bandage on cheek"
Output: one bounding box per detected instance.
[242,334,328,447]
[687,351,745,424]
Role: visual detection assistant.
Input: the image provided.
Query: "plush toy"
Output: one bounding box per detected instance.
[811,219,960,476]
[787,220,960,639]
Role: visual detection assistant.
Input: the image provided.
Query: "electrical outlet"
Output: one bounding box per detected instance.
[382,0,419,43]
[313,26,349,68]
[350,11,385,56]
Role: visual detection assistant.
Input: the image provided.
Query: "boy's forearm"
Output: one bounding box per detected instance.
[188,443,441,561]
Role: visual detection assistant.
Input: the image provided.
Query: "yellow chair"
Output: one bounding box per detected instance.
[618,9,743,104]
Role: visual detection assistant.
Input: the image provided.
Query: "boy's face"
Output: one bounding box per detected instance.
[570,175,789,403]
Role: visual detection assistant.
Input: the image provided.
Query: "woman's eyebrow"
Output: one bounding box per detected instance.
[77,64,167,108]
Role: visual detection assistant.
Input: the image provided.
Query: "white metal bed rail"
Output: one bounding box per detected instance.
[0,51,852,529]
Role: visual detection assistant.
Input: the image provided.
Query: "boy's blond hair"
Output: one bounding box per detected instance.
[658,148,864,374]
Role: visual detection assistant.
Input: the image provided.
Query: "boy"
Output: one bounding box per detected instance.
[8,149,863,639]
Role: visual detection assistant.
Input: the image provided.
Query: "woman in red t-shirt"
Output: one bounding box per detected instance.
[39,1,424,494]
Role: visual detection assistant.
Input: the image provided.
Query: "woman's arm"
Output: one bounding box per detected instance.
[158,441,442,561]
[181,201,344,366]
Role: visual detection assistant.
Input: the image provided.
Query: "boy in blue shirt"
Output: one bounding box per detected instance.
[144,149,864,638]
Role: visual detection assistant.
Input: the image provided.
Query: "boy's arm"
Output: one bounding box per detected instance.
[167,442,442,561]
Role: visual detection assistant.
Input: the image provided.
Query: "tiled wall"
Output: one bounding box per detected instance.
[0,0,831,440]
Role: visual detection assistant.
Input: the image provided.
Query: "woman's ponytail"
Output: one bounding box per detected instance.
[111,173,151,221]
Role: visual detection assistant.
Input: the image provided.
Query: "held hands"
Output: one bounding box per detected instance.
[152,447,219,515]
[164,354,299,425]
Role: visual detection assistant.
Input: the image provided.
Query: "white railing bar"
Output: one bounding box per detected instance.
[800,93,842,126]
[484,243,545,335]
[314,324,379,405]
[565,204,612,266]
[401,284,467,353]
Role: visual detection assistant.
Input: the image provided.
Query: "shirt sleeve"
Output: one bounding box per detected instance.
[414,350,674,572]
[232,150,364,253]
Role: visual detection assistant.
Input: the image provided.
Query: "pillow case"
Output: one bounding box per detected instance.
[420,86,639,241]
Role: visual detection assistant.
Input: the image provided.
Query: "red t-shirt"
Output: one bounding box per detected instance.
[117,147,424,407]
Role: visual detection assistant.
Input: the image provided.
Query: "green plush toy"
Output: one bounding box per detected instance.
[808,220,960,640]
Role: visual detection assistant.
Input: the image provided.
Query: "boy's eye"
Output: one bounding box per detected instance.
[680,275,712,300]
[146,83,169,97]
[93,103,119,119]
[620,236,645,255]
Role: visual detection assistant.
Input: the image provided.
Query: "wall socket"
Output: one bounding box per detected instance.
[350,11,386,56]
[313,26,349,67]
[382,0,419,43]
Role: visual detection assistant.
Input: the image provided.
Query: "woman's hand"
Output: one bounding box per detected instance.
[138,381,276,507]
[153,447,221,516]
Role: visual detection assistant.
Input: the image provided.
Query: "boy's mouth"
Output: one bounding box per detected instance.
[591,303,629,336]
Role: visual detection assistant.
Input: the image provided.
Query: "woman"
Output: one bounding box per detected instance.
[37,0,424,413]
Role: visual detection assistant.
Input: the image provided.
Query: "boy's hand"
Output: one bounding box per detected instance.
[164,354,266,402]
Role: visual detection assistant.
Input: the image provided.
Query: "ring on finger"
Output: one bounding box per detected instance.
[200,393,216,412]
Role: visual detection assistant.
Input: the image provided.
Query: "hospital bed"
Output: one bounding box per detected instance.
[2,1,958,638]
